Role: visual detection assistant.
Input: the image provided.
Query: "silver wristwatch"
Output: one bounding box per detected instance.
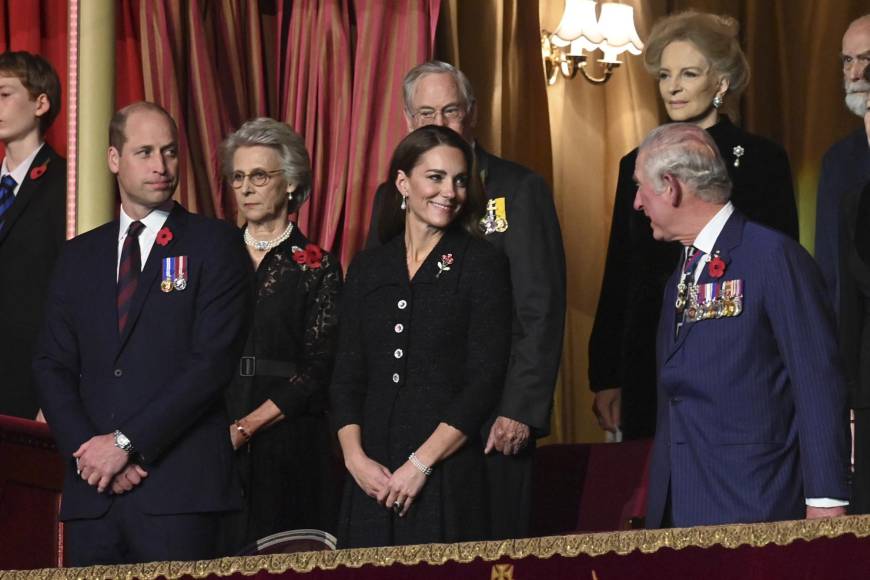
[113,430,134,454]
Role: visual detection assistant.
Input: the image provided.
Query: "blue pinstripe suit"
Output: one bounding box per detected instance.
[646,211,850,528]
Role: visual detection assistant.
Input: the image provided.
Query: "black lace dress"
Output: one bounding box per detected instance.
[221,225,342,552]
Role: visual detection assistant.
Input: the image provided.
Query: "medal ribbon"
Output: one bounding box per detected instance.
[176,256,186,281]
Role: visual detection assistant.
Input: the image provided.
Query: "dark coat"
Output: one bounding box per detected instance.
[330,228,512,547]
[647,211,849,528]
[0,144,66,418]
[33,203,252,521]
[222,226,342,549]
[366,145,566,437]
[588,118,798,438]
[815,127,870,314]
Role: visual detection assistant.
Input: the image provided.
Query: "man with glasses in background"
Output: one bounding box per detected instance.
[366,60,566,540]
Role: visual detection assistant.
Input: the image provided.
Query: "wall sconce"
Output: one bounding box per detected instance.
[542,0,644,85]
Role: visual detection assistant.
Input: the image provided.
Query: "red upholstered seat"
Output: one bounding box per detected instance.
[530,439,652,536]
[0,414,65,570]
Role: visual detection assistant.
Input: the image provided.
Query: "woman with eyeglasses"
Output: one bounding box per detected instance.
[218,118,342,553]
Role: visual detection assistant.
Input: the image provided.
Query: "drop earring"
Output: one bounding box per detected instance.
[400,196,407,210]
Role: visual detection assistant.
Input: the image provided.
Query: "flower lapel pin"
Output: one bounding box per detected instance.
[156,226,174,247]
[29,160,49,180]
[436,253,454,278]
[707,252,726,279]
[291,243,323,271]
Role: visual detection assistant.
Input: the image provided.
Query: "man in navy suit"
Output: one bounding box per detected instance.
[0,52,67,419]
[815,14,870,310]
[634,123,850,528]
[33,102,252,565]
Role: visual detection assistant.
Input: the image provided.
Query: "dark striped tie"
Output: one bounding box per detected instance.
[117,220,145,334]
[0,174,19,232]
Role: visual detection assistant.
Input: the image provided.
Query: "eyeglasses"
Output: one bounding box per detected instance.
[413,105,467,123]
[230,169,283,189]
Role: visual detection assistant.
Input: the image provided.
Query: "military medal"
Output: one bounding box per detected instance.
[173,255,188,291]
[161,256,189,292]
[479,197,508,235]
[161,255,175,293]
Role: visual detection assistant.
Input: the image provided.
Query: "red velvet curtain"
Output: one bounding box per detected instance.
[0,0,68,158]
[120,0,440,264]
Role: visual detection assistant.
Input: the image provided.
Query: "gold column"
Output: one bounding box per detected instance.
[74,0,116,234]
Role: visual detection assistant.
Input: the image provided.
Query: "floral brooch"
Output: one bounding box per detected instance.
[436,253,454,278]
[732,145,744,168]
[292,243,323,270]
[707,253,726,279]
[156,226,174,246]
[29,160,49,180]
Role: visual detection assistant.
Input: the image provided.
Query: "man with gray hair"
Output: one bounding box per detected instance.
[815,13,870,307]
[366,60,566,540]
[637,123,849,528]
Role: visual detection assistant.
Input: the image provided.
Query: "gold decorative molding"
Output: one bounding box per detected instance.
[4,516,870,579]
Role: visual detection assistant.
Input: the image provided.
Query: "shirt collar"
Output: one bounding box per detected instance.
[1,143,45,189]
[119,202,173,240]
[692,202,734,255]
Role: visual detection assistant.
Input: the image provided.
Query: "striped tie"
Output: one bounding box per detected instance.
[117,220,145,334]
[0,174,18,232]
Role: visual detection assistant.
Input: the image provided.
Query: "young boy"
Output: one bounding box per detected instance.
[0,51,66,419]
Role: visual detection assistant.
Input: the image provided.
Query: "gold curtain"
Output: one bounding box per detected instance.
[440,0,868,444]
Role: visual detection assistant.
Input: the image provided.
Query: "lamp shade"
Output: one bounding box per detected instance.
[596,3,644,63]
[552,0,601,47]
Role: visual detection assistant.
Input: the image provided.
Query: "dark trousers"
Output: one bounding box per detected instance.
[484,438,536,540]
[852,408,870,514]
[64,493,221,566]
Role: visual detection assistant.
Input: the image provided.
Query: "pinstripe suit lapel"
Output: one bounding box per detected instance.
[666,211,746,362]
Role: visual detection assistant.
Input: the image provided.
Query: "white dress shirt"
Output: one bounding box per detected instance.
[1,143,45,197]
[116,203,172,279]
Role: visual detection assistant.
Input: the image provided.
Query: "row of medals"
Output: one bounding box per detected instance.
[479,199,507,235]
[676,281,743,322]
[160,277,187,293]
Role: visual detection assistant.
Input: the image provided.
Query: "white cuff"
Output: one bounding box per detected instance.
[805,497,849,508]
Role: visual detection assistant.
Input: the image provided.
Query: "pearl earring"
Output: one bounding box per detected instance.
[400,196,407,210]
[712,94,723,109]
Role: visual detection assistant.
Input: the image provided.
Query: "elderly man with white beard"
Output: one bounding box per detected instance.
[814,14,870,311]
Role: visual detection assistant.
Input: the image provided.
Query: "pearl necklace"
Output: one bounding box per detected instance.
[244,222,294,252]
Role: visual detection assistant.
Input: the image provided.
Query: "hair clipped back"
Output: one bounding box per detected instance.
[644,11,750,100]
[221,117,312,212]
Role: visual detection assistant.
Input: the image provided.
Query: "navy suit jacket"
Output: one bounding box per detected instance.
[33,203,252,520]
[647,211,849,528]
[815,128,870,315]
[0,144,66,418]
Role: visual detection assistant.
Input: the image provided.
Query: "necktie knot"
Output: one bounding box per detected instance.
[683,245,702,275]
[127,220,145,238]
[0,174,17,191]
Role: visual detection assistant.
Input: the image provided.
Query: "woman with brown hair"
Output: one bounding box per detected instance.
[330,125,512,547]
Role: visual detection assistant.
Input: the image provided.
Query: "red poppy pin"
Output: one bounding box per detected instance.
[708,255,726,279]
[291,244,323,270]
[29,161,49,180]
[156,226,174,247]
